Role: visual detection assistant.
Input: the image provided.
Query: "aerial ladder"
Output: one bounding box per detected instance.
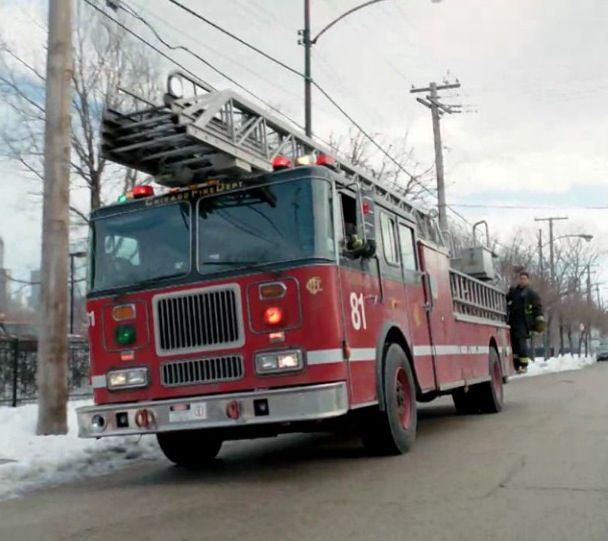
[102,70,424,218]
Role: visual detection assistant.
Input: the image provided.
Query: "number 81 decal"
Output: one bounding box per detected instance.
[350,292,367,330]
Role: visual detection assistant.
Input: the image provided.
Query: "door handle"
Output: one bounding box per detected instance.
[422,271,434,311]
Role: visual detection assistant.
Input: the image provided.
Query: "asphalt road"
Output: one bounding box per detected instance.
[0,363,606,541]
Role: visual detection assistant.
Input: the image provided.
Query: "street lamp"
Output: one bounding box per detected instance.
[537,232,593,282]
[545,233,593,286]
[300,0,388,136]
[541,234,593,248]
[69,251,87,335]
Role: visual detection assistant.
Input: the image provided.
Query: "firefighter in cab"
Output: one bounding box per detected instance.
[506,271,545,373]
[345,222,365,252]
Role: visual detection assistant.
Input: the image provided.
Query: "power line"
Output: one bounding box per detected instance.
[166,0,303,78]
[83,0,209,88]
[154,1,441,195]
[88,0,307,131]
[129,0,316,110]
[452,203,608,210]
[100,1,477,230]
[106,1,434,193]
[312,81,429,189]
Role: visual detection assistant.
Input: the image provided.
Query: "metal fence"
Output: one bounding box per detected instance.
[0,338,91,406]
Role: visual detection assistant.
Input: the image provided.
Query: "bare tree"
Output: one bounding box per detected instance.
[0,4,162,225]
[328,128,436,204]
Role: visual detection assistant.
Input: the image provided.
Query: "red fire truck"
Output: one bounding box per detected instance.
[77,71,513,466]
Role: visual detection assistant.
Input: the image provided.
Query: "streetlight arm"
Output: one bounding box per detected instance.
[540,234,593,249]
[311,0,388,44]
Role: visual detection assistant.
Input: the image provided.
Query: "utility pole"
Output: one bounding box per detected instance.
[299,1,389,138]
[534,216,568,360]
[534,216,568,287]
[585,264,592,357]
[537,229,543,275]
[302,0,312,137]
[37,0,73,435]
[411,80,461,236]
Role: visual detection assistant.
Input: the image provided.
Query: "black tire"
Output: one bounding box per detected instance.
[478,347,504,413]
[452,386,479,415]
[359,343,417,455]
[156,430,223,468]
[452,347,503,415]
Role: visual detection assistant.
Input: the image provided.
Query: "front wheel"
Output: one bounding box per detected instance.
[359,343,417,455]
[156,430,223,468]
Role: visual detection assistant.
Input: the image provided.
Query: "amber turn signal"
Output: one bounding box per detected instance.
[112,304,136,321]
[259,282,287,299]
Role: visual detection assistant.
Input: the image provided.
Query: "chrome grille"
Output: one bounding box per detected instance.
[154,285,243,354]
[161,356,244,386]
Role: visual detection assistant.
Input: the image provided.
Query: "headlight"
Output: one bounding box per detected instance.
[255,350,303,374]
[107,368,148,390]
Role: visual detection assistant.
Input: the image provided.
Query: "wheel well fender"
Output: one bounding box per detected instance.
[375,323,421,411]
[489,336,502,374]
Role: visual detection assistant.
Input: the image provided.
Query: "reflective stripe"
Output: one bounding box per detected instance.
[414,345,491,357]
[307,347,376,365]
[307,349,343,365]
[91,375,106,389]
[349,348,376,362]
[413,345,433,356]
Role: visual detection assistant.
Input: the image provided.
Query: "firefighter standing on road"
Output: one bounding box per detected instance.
[507,271,545,373]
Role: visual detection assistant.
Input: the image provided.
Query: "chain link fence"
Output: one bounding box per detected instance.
[0,338,91,406]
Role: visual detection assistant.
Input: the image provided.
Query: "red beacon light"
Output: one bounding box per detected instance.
[264,306,284,326]
[272,155,293,171]
[316,153,337,170]
[132,185,155,198]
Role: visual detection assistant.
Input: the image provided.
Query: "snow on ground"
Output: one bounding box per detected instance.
[513,354,598,378]
[0,354,600,500]
[0,400,162,501]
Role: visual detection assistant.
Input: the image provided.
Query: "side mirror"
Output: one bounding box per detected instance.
[356,189,376,245]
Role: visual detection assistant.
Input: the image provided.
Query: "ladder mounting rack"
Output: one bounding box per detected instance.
[102,70,426,217]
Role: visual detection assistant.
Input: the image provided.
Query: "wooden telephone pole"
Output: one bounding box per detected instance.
[37,0,73,435]
[411,80,461,236]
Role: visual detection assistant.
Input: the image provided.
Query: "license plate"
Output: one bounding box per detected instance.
[169,403,207,423]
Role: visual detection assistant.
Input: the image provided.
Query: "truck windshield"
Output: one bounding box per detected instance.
[90,203,191,291]
[197,178,334,275]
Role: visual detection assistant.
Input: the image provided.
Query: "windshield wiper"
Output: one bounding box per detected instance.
[203,259,282,276]
[113,273,186,296]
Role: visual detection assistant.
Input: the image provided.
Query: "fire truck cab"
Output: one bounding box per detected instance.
[77,72,512,466]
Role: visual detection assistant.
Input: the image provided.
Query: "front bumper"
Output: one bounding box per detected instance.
[77,382,348,438]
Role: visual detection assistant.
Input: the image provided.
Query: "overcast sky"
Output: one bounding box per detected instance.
[0,0,607,291]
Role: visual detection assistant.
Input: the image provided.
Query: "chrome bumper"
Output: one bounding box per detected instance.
[77,382,348,438]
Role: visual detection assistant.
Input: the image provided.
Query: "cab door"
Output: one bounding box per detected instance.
[336,190,384,406]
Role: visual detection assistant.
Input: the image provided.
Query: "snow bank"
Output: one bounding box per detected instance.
[514,354,597,378]
[0,400,161,501]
